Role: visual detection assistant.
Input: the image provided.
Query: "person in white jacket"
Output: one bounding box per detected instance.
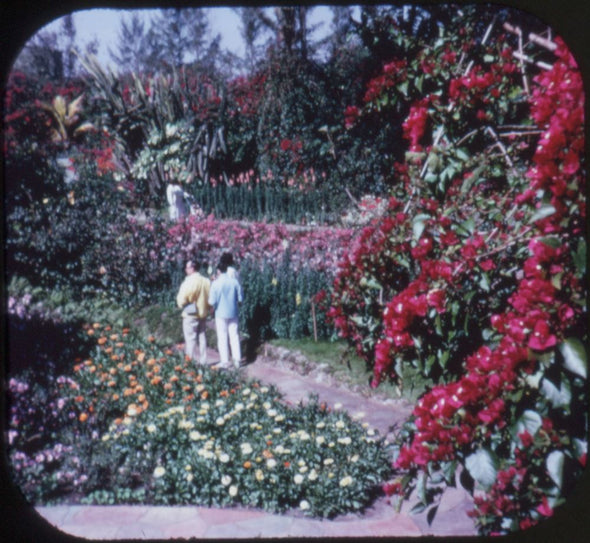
[166,181,189,220]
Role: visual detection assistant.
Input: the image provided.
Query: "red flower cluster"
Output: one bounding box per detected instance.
[402,98,431,151]
[525,38,585,235]
[363,60,407,103]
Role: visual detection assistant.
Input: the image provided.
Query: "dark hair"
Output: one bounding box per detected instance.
[220,252,234,267]
[188,255,202,270]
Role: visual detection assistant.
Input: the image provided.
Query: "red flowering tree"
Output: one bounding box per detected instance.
[329,13,586,535]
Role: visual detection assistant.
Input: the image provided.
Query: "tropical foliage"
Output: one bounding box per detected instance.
[3,4,586,536]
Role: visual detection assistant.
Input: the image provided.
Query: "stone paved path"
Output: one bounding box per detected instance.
[35,346,477,539]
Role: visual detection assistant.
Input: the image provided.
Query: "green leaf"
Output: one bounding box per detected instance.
[415,75,424,93]
[546,450,565,489]
[516,410,543,436]
[541,375,572,408]
[531,204,556,223]
[559,339,587,378]
[572,238,587,276]
[412,213,431,240]
[465,449,497,490]
[479,272,490,292]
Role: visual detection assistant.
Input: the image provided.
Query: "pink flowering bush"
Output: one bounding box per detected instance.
[166,214,355,277]
[329,16,586,535]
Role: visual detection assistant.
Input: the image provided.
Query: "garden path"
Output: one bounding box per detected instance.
[35,345,477,539]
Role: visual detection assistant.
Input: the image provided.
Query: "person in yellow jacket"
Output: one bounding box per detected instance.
[176,258,211,365]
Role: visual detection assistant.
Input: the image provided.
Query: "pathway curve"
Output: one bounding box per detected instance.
[35,346,477,539]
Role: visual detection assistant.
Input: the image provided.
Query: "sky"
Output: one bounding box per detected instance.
[35,5,343,69]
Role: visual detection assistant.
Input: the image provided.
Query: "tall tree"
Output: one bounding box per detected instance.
[60,14,77,79]
[109,13,149,74]
[235,6,266,71]
[146,8,210,71]
[12,29,64,81]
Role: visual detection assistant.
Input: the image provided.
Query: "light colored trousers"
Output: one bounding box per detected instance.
[215,317,241,367]
[183,317,207,364]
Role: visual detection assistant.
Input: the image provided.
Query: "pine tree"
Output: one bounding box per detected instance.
[109,13,149,74]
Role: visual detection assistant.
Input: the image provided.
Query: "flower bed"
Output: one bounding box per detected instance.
[7,323,392,518]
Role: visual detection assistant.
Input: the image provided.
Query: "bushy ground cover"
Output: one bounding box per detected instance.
[7,322,393,518]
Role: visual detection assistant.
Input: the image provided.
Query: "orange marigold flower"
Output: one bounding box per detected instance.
[111,355,119,361]
[114,417,123,425]
[167,391,175,398]
[174,365,183,372]
[75,395,84,403]
[104,347,113,354]
[262,449,273,459]
[92,322,101,329]
[183,385,191,392]
[87,329,95,336]
[116,342,125,348]
[135,384,144,392]
[79,413,88,422]
[110,334,119,341]
[73,364,81,372]
[164,383,173,390]
[243,461,252,469]
[97,337,107,345]
[137,352,146,362]
[153,365,161,373]
[105,325,112,331]
[109,368,117,375]
[196,375,203,384]
[151,376,162,385]
[184,394,195,402]
[142,400,149,410]
[84,359,93,366]
[122,328,130,334]
[108,380,116,387]
[124,364,132,372]
[220,390,229,397]
[148,335,155,343]
[170,375,179,383]
[123,388,134,397]
[201,390,209,400]
[147,358,157,366]
[112,394,120,401]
